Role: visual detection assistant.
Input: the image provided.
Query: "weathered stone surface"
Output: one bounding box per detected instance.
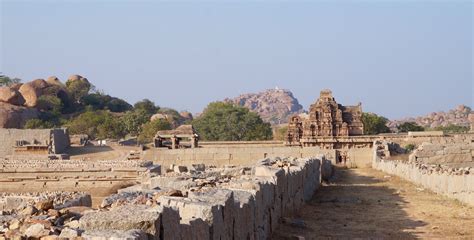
[67,74,88,83]
[58,227,80,238]
[0,102,39,128]
[224,88,303,125]
[25,223,50,238]
[46,76,64,87]
[82,229,148,240]
[35,199,54,211]
[0,87,24,105]
[18,83,39,107]
[79,205,160,239]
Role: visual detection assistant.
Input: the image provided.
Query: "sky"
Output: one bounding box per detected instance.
[1,0,472,119]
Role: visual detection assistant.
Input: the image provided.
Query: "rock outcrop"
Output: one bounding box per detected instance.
[0,102,39,128]
[224,88,303,124]
[0,87,24,106]
[18,79,49,107]
[388,105,473,129]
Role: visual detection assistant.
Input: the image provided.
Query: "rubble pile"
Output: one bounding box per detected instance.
[0,192,92,239]
[0,156,330,239]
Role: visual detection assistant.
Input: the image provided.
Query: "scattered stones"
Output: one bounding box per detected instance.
[25,223,50,238]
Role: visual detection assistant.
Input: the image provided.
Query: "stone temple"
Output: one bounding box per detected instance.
[286,89,364,146]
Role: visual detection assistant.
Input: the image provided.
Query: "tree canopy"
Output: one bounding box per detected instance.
[193,102,273,141]
[362,112,391,135]
[138,119,172,143]
[397,122,424,132]
[65,110,125,139]
[0,74,21,87]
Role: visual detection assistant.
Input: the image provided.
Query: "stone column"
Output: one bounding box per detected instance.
[171,136,177,149]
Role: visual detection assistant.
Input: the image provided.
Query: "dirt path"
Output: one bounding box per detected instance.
[273,167,474,239]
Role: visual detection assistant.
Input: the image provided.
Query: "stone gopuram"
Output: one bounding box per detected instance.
[286,90,364,147]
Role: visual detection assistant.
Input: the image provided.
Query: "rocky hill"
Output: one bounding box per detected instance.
[224,88,303,125]
[388,105,473,129]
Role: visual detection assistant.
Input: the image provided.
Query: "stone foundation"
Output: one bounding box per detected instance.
[78,156,330,239]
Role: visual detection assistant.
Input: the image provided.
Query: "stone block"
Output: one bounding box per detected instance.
[79,205,161,239]
[81,229,148,240]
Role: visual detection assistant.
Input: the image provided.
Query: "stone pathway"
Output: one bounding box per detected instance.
[273,167,474,239]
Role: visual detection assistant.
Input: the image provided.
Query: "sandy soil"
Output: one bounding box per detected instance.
[273,167,474,239]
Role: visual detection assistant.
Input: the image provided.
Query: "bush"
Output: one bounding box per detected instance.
[24,119,54,129]
[193,102,273,141]
[405,144,416,152]
[65,110,125,139]
[138,119,172,144]
[432,124,469,134]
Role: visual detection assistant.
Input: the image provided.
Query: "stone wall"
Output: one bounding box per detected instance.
[147,145,373,170]
[409,142,473,164]
[77,156,328,239]
[0,129,51,156]
[51,128,70,154]
[0,128,71,156]
[373,142,474,206]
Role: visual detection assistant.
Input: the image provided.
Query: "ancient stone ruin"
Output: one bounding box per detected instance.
[0,128,70,157]
[286,89,365,148]
[154,125,199,149]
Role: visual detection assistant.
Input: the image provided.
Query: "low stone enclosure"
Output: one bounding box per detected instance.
[0,159,161,197]
[0,156,332,239]
[373,140,474,206]
[0,128,70,156]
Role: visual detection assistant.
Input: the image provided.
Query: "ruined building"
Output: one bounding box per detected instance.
[0,128,70,156]
[154,125,199,149]
[286,90,364,147]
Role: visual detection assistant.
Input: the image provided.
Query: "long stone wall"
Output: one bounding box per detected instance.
[146,145,374,169]
[77,156,329,239]
[373,142,474,206]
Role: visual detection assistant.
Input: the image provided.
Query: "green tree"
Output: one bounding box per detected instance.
[362,112,391,135]
[36,95,63,116]
[0,74,21,86]
[134,99,159,115]
[66,79,91,104]
[120,109,151,136]
[398,122,424,132]
[83,93,132,112]
[193,102,273,141]
[138,119,172,143]
[66,110,125,139]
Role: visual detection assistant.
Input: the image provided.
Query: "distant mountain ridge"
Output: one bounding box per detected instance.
[224,88,303,125]
[388,105,472,129]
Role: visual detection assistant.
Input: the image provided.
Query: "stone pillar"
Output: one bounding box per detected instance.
[171,136,177,149]
[191,136,198,148]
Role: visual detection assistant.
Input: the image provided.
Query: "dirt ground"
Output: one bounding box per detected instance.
[273,167,474,239]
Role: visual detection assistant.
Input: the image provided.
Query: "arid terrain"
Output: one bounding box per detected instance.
[274,167,474,239]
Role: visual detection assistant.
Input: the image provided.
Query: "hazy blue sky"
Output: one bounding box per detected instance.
[1,0,472,119]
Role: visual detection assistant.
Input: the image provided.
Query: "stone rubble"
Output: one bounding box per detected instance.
[0,156,331,239]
